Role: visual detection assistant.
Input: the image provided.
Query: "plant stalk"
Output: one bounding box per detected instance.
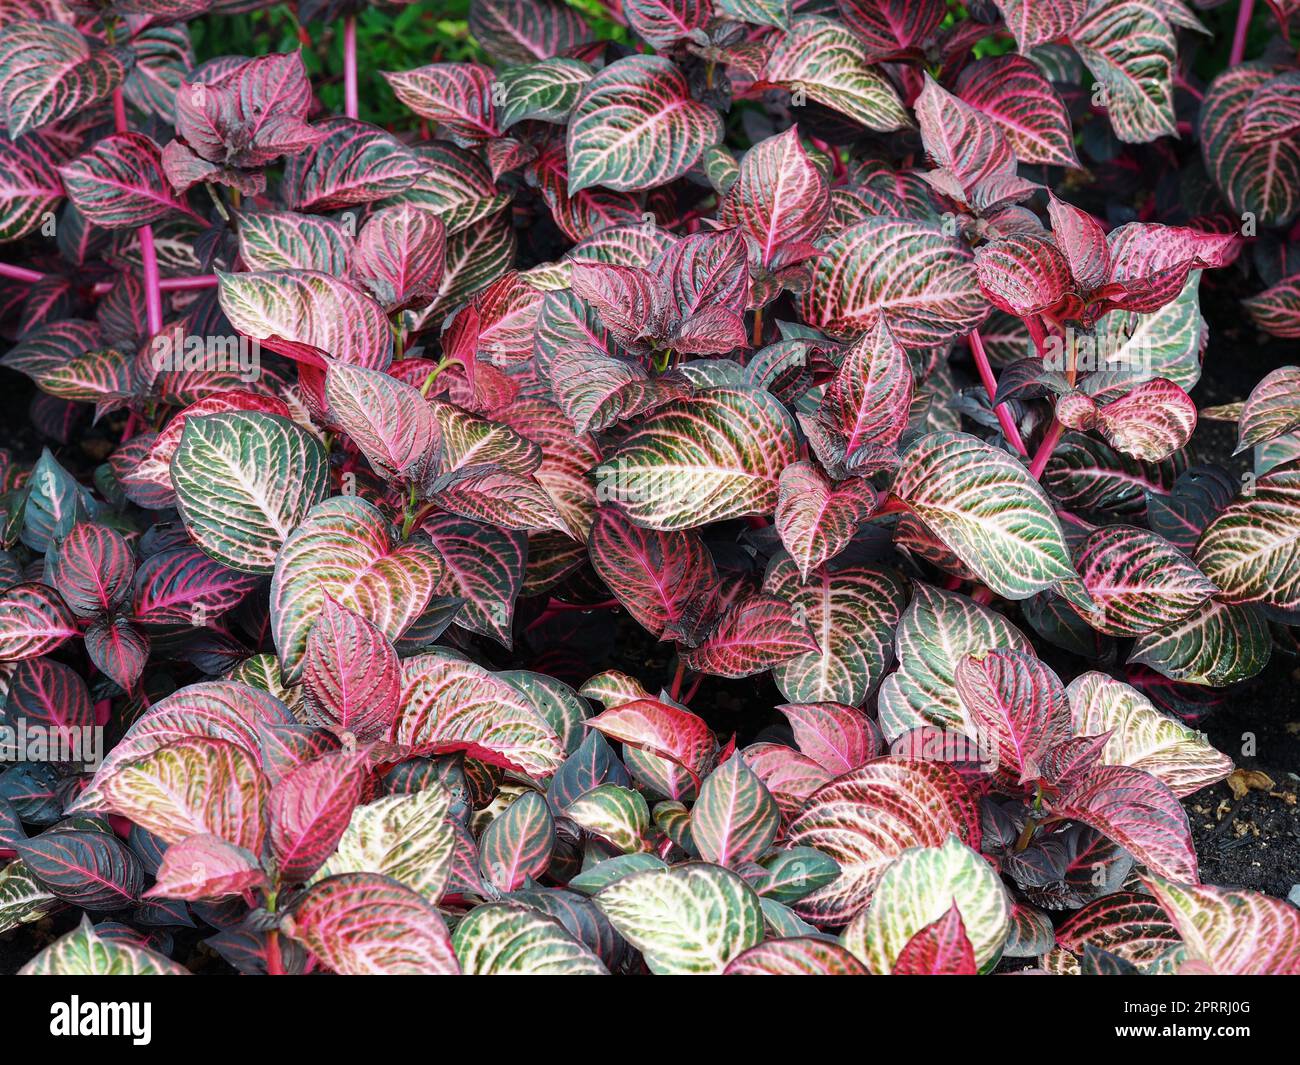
[343,15,359,120]
[1230,0,1254,66]
[969,328,1029,457]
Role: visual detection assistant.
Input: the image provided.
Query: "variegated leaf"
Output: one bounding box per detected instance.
[1244,276,1300,339]
[282,118,425,212]
[690,756,780,867]
[802,218,986,346]
[724,937,868,975]
[282,872,459,974]
[468,0,592,65]
[765,17,910,131]
[764,555,908,707]
[877,584,1034,741]
[566,55,723,194]
[59,133,196,231]
[788,759,980,924]
[270,496,442,681]
[682,592,818,679]
[842,835,1009,973]
[594,862,763,974]
[479,789,553,892]
[1066,671,1232,797]
[1144,876,1300,975]
[0,21,127,138]
[587,697,715,779]
[775,462,879,580]
[955,649,1070,784]
[956,55,1079,168]
[452,901,607,974]
[599,387,799,531]
[171,411,329,575]
[496,58,592,130]
[893,432,1076,599]
[20,915,190,975]
[1129,599,1270,687]
[1071,0,1176,143]
[0,583,78,662]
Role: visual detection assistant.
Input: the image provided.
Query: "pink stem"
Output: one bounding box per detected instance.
[138,224,164,337]
[0,262,44,284]
[1028,418,1064,481]
[343,15,359,120]
[1230,0,1254,66]
[91,274,218,297]
[969,329,1029,457]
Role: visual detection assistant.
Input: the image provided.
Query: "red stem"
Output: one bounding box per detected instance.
[267,930,285,976]
[1028,418,1064,481]
[343,15,359,120]
[1230,0,1255,66]
[668,659,687,702]
[969,328,1029,457]
[0,262,44,284]
[111,85,164,338]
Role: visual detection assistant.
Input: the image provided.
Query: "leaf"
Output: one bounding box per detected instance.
[765,556,908,706]
[975,233,1074,318]
[625,0,712,49]
[599,387,800,531]
[587,697,715,779]
[1244,275,1300,339]
[566,55,723,193]
[46,522,134,618]
[788,759,981,923]
[878,584,1035,740]
[172,51,321,171]
[716,0,789,29]
[776,462,879,579]
[836,0,945,59]
[131,546,259,628]
[725,937,868,974]
[842,836,1008,973]
[99,735,268,851]
[802,319,914,476]
[270,496,443,681]
[1195,459,1300,611]
[777,702,881,776]
[469,0,592,65]
[302,598,402,741]
[324,362,436,480]
[421,515,525,647]
[595,862,763,974]
[1201,65,1300,227]
[1235,366,1300,454]
[765,17,911,131]
[956,650,1070,784]
[991,0,1087,50]
[171,411,330,574]
[396,653,565,778]
[20,915,191,975]
[0,136,64,242]
[282,872,459,975]
[802,218,986,346]
[5,656,93,729]
[85,616,149,692]
[0,21,128,138]
[893,432,1076,599]
[381,63,497,147]
[682,592,818,679]
[452,901,607,974]
[316,785,456,903]
[719,126,830,270]
[282,117,425,211]
[890,904,979,975]
[268,748,370,885]
[956,55,1079,168]
[1144,876,1300,975]
[689,756,780,867]
[17,830,144,911]
[1129,598,1271,687]
[236,211,353,273]
[0,583,77,662]
[1071,0,1176,143]
[1066,671,1233,797]
[496,58,592,129]
[565,784,649,853]
[587,507,717,641]
[479,790,554,891]
[1094,378,1197,460]
[218,269,392,370]
[145,834,267,900]
[59,132,196,231]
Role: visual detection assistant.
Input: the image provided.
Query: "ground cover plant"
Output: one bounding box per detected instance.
[0,0,1297,977]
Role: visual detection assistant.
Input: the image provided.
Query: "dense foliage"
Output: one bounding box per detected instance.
[0,0,1297,976]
